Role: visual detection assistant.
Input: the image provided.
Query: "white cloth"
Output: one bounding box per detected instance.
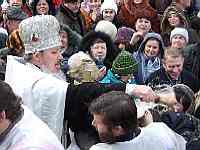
[90,122,186,150]
[5,56,69,140]
[0,106,65,150]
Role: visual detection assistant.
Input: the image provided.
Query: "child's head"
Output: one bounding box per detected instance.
[111,50,138,82]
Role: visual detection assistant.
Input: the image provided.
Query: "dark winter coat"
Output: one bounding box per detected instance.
[161,111,200,142]
[149,0,172,14]
[184,43,200,80]
[56,5,92,36]
[64,82,126,147]
[146,67,200,93]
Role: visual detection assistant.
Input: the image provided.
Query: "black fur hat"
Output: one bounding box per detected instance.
[79,31,119,69]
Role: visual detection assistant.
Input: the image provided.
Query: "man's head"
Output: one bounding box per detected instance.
[63,0,81,13]
[172,84,195,113]
[100,0,118,22]
[0,81,22,134]
[163,47,184,80]
[67,51,99,84]
[89,91,137,143]
[6,6,28,33]
[19,15,62,73]
[170,27,188,49]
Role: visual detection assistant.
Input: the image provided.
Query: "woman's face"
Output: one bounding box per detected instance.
[168,14,181,27]
[102,9,116,22]
[60,31,68,49]
[36,0,49,15]
[89,0,101,10]
[144,39,160,58]
[135,18,151,33]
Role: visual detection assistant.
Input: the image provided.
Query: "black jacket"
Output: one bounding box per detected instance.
[146,67,200,93]
[65,82,126,132]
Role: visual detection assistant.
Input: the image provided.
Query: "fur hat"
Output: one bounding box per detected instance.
[115,26,135,43]
[112,50,137,76]
[170,27,189,43]
[161,5,188,33]
[6,29,24,56]
[7,6,28,21]
[68,51,99,84]
[95,20,117,41]
[100,0,118,14]
[19,15,61,54]
[79,31,118,69]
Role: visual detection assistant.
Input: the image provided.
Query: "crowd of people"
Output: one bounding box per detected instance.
[0,0,200,150]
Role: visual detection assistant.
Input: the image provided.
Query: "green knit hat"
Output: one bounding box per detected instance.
[112,50,138,76]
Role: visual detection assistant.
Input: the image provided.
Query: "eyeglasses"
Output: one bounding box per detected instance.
[104,10,114,14]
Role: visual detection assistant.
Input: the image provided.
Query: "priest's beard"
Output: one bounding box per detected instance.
[40,64,66,81]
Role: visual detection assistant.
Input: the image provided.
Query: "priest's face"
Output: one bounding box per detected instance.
[38,48,63,73]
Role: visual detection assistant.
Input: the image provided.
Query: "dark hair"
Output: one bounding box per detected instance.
[89,91,137,133]
[0,81,22,122]
[32,0,56,16]
[143,37,164,58]
[173,84,195,112]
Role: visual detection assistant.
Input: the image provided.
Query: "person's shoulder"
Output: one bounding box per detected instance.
[13,106,64,150]
[146,68,162,81]
[182,69,197,79]
[32,75,69,96]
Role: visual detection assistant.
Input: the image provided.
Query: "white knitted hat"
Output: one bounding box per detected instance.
[170,27,189,43]
[19,15,61,54]
[100,0,118,14]
[95,20,117,41]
